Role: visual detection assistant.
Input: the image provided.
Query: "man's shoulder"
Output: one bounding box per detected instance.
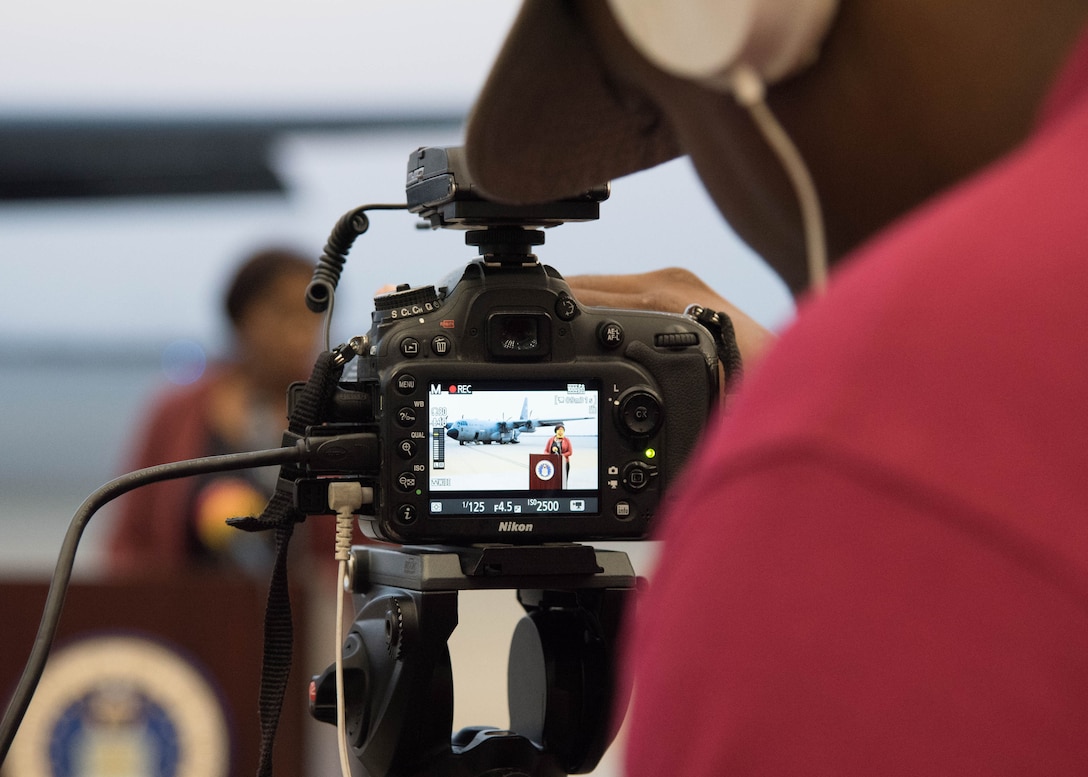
[709,110,1088,518]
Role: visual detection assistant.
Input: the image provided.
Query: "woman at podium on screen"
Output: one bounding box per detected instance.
[544,423,572,483]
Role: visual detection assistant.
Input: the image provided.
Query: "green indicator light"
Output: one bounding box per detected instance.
[644,448,657,459]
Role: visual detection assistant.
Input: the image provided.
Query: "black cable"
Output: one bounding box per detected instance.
[0,444,305,765]
[305,202,408,314]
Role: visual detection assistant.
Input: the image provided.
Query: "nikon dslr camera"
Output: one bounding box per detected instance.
[313,146,720,545]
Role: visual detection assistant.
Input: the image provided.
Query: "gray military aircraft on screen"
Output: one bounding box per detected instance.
[444,398,589,445]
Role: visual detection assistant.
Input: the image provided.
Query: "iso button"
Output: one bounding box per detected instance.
[618,390,662,436]
[395,472,418,493]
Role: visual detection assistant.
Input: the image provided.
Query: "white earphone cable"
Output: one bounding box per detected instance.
[328,482,369,777]
[729,65,829,295]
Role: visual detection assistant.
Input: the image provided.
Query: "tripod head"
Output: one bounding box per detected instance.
[309,544,637,777]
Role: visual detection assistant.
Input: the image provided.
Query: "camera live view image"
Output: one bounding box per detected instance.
[427,381,600,514]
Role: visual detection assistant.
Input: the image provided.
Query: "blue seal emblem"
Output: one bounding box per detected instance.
[6,635,230,777]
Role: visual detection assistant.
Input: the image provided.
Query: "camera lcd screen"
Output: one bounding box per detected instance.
[425,380,600,517]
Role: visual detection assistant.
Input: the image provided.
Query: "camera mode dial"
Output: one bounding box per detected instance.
[373,284,442,322]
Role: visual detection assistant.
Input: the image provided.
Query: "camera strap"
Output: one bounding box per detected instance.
[228,349,344,777]
[685,304,744,390]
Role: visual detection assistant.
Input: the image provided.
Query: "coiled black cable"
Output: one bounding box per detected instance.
[305,203,408,313]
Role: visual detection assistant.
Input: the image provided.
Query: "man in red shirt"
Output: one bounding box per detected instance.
[464,1,1088,773]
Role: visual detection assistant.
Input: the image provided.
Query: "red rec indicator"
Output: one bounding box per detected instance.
[440,319,456,329]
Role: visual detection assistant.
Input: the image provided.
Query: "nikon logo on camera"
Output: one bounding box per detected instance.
[498,521,534,532]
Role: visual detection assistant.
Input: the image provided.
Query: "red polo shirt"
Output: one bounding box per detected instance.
[622,25,1088,776]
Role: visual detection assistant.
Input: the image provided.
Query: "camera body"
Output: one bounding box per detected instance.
[318,147,720,545]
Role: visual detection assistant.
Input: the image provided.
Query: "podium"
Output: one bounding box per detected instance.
[0,573,305,777]
[529,452,566,490]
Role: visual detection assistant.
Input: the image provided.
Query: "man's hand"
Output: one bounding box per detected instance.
[566,268,776,368]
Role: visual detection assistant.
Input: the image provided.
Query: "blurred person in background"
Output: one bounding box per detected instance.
[106,246,324,578]
[102,246,364,777]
